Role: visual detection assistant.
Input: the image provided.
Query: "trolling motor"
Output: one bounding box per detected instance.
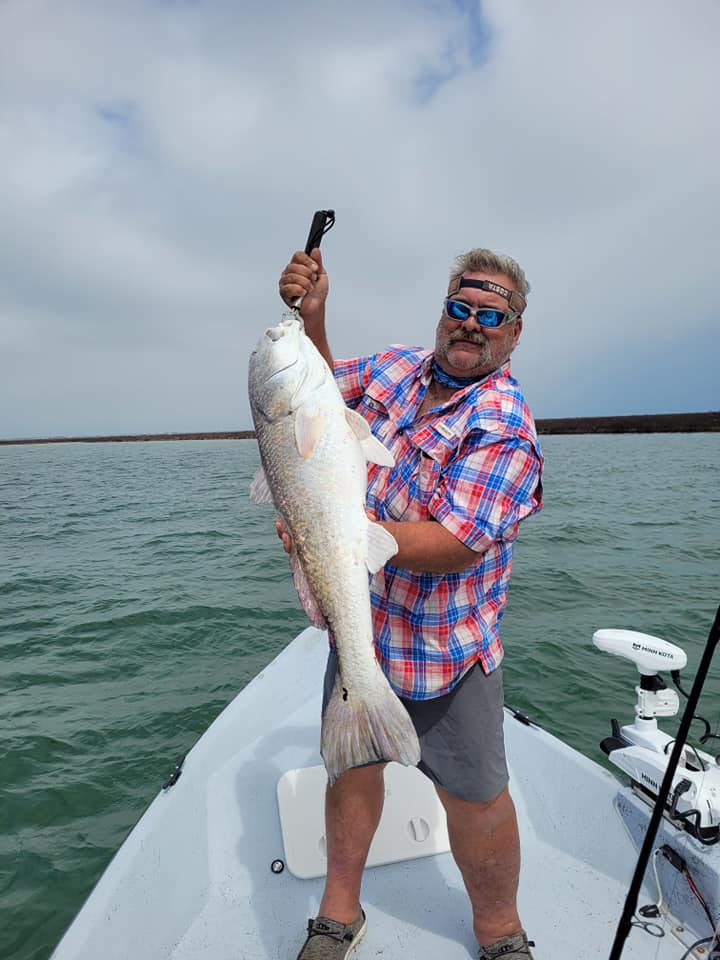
[594,628,720,845]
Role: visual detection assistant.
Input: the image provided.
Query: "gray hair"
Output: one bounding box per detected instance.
[449,248,531,301]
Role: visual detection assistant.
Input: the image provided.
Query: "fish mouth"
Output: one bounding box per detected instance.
[263,355,299,384]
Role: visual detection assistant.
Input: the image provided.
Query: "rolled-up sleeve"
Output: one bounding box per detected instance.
[428,432,543,552]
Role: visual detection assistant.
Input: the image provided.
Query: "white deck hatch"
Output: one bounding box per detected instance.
[277,763,451,879]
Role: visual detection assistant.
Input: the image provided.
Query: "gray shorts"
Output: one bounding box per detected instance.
[322,650,509,803]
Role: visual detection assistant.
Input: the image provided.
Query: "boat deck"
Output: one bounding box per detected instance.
[52,628,714,960]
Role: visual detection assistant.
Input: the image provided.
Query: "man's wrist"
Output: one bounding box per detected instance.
[300,298,325,323]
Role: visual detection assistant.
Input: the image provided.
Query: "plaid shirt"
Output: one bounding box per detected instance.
[334,345,543,700]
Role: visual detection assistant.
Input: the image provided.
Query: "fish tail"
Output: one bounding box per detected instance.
[320,672,421,785]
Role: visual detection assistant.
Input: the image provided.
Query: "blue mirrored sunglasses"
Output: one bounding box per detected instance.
[443,298,519,329]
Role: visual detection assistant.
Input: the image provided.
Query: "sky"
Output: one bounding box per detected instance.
[1,0,718,439]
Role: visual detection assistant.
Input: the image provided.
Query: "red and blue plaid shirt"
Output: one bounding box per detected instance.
[334,345,543,700]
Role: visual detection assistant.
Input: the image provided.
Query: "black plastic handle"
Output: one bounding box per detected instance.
[304,210,336,254]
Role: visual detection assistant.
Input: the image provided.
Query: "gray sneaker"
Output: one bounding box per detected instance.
[295,910,367,960]
[479,931,535,959]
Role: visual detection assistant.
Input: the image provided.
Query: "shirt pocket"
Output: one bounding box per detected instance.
[384,429,454,522]
[402,453,441,521]
[359,398,401,519]
[383,470,411,521]
[405,424,463,521]
[359,395,395,448]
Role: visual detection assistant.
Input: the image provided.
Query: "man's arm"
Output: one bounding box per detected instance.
[279,248,334,369]
[381,435,543,576]
[276,516,476,574]
[377,520,477,574]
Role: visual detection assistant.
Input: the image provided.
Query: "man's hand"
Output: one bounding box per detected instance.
[279,249,328,320]
[278,248,334,370]
[275,517,292,555]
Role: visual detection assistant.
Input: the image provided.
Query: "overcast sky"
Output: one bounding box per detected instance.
[1,0,718,438]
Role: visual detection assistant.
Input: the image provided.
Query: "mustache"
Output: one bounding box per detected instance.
[447,330,488,346]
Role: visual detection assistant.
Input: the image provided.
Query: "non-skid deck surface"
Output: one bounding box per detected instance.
[168,832,685,960]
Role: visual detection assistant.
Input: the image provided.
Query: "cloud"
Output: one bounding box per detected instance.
[0,0,718,437]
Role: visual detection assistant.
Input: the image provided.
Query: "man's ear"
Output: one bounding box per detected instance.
[511,317,523,348]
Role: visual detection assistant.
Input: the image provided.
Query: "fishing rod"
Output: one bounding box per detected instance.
[608,603,720,960]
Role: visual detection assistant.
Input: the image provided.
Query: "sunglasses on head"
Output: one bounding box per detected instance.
[443,298,519,329]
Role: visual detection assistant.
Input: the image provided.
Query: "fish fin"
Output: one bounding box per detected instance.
[249,467,274,505]
[321,667,421,784]
[288,546,328,629]
[344,409,394,467]
[366,521,398,573]
[295,405,326,459]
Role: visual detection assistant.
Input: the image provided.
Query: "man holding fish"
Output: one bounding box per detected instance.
[275,244,543,960]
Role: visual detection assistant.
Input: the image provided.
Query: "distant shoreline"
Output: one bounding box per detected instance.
[1,411,718,445]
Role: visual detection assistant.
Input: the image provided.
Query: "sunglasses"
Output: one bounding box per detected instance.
[443,298,519,329]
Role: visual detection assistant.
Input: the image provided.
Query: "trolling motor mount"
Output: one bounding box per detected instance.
[593,628,720,844]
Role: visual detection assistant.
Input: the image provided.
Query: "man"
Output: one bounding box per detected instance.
[278,246,543,960]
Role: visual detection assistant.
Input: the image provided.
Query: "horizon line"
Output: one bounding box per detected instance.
[1,411,718,446]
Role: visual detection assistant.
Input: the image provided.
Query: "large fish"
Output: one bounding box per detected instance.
[248,310,421,783]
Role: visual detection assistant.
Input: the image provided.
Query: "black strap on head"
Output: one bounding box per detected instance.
[447,276,526,316]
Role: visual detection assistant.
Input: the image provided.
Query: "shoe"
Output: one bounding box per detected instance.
[295,910,367,959]
[478,931,535,959]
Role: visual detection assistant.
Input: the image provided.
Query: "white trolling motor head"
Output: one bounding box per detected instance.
[593,629,687,675]
[593,629,687,719]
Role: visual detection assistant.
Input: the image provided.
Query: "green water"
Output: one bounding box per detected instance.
[1,435,718,960]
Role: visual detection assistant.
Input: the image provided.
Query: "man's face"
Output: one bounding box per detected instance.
[434,271,523,380]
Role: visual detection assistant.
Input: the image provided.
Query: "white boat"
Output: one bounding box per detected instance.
[50,624,720,960]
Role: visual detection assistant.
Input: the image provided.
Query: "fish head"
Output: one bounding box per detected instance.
[248,311,318,421]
